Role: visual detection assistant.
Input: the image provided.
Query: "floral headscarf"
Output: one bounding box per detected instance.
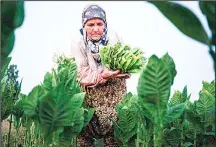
[80,4,109,64]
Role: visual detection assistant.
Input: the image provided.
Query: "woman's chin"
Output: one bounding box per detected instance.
[91,36,101,41]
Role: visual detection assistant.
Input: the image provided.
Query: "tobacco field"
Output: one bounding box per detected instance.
[1,1,215,147]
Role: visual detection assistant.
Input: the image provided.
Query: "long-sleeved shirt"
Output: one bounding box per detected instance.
[71,29,123,86]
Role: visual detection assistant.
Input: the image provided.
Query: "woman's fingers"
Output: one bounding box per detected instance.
[101,69,121,79]
[114,73,131,79]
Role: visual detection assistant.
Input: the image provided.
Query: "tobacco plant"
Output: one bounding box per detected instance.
[113,53,215,147]
[21,54,94,146]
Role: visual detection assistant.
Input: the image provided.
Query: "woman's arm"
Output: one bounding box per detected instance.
[72,40,109,87]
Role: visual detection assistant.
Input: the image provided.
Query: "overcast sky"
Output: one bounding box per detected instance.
[10,1,215,102]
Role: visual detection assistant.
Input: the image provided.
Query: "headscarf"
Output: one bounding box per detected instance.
[80,4,109,64]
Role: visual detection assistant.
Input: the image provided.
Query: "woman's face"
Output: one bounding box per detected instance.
[84,18,105,41]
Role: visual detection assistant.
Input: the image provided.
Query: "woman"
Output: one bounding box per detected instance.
[72,4,130,147]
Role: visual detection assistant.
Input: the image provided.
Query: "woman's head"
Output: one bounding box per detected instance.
[82,4,107,41]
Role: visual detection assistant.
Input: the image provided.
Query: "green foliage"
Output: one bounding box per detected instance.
[199,1,216,39]
[1,1,25,65]
[162,127,181,146]
[1,57,22,121]
[148,1,209,45]
[112,93,138,146]
[202,80,215,97]
[196,90,214,116]
[137,54,187,146]
[169,86,190,107]
[161,53,177,85]
[100,42,146,73]
[148,1,216,70]
[12,93,26,129]
[21,54,94,146]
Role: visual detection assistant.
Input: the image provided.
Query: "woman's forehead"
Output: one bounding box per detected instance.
[85,18,104,24]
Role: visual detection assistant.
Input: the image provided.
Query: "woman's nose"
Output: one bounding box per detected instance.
[92,26,99,32]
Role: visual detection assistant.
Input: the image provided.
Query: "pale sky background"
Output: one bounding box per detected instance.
[10,1,215,102]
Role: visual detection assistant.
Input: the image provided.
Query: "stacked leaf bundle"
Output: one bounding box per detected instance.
[99,42,146,73]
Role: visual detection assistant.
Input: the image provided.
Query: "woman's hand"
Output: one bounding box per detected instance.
[82,68,131,87]
[101,68,131,79]
[101,69,121,79]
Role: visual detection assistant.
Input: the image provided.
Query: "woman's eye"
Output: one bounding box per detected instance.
[87,24,94,27]
[97,23,103,26]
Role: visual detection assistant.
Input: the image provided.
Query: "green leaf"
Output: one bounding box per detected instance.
[169,90,181,106]
[1,81,16,120]
[137,54,172,117]
[185,110,203,128]
[199,1,216,37]
[39,91,74,128]
[13,2,25,28]
[22,85,45,117]
[114,104,138,144]
[1,57,12,77]
[83,108,95,127]
[169,86,189,106]
[161,53,177,85]
[163,128,181,146]
[196,90,214,115]
[93,138,104,147]
[43,72,54,91]
[183,142,193,147]
[59,126,73,146]
[39,123,54,145]
[12,94,25,119]
[202,80,215,97]
[117,105,137,133]
[164,102,187,124]
[70,92,85,109]
[71,108,84,135]
[1,1,25,65]
[1,32,15,65]
[182,85,190,101]
[149,1,209,45]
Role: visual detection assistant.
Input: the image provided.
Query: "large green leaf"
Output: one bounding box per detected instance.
[39,91,73,128]
[163,128,181,146]
[161,53,177,85]
[1,1,25,65]
[114,103,138,145]
[137,55,172,118]
[22,85,45,117]
[199,1,216,38]
[50,83,73,107]
[164,102,187,124]
[196,90,214,115]
[117,105,137,133]
[149,1,209,45]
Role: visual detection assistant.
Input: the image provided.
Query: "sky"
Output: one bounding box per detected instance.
[10,1,215,102]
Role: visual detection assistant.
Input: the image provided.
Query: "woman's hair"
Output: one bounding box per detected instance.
[81,4,107,27]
